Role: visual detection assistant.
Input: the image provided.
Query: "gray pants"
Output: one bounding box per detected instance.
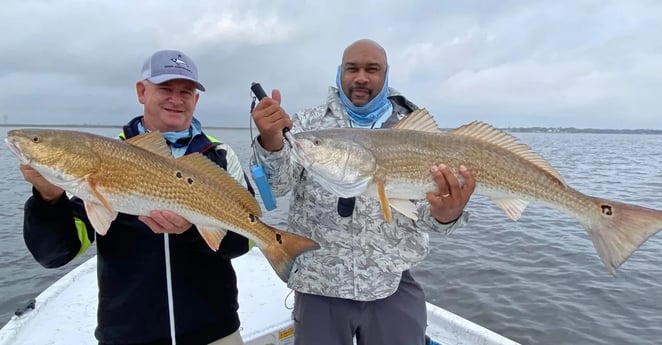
[292,270,427,345]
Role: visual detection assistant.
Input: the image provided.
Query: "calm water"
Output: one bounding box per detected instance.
[0,126,661,345]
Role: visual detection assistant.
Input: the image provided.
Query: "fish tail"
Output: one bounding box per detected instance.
[259,225,321,283]
[580,196,662,275]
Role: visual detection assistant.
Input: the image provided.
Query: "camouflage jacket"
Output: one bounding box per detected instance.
[251,86,468,301]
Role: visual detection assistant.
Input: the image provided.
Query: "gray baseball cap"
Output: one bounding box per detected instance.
[141,50,206,91]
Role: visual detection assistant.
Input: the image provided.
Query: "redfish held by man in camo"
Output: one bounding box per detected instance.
[290,109,662,275]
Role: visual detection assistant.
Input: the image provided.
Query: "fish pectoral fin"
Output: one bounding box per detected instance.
[376,180,392,223]
[492,198,529,221]
[197,227,227,251]
[388,199,419,221]
[87,177,113,211]
[84,201,118,235]
[125,132,173,158]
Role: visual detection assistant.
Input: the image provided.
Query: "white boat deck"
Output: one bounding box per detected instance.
[0,249,519,345]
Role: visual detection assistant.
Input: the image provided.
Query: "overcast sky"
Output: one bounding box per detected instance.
[2,0,661,129]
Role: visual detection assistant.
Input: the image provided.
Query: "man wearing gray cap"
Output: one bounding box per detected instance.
[19,50,252,345]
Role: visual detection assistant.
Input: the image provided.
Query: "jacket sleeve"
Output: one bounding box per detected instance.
[23,188,95,268]
[414,200,470,234]
[249,112,306,197]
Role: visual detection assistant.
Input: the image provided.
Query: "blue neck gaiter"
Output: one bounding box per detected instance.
[336,65,392,127]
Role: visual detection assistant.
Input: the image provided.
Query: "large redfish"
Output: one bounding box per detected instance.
[291,109,662,274]
[6,129,319,282]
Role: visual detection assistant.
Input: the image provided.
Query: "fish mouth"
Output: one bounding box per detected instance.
[4,138,31,164]
[284,132,314,168]
[283,131,296,148]
[290,140,312,168]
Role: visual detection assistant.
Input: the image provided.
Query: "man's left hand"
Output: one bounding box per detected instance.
[139,210,193,234]
[426,164,475,223]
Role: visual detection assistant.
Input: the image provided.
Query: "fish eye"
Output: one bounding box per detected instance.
[313,139,321,145]
[31,135,41,143]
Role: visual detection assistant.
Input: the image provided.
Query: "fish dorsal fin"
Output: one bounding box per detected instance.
[177,153,262,216]
[391,108,443,133]
[448,121,567,186]
[125,132,172,158]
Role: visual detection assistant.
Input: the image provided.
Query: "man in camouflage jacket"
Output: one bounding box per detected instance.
[251,39,476,345]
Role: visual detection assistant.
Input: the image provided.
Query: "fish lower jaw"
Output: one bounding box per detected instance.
[5,140,31,164]
[18,156,31,165]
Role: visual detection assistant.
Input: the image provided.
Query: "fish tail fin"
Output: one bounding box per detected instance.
[581,196,662,275]
[260,225,321,283]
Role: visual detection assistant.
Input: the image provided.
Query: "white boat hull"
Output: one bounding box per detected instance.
[0,249,519,345]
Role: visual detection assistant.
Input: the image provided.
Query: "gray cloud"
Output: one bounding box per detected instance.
[1,0,661,129]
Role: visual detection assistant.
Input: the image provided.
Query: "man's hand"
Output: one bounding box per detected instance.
[139,211,192,234]
[19,164,65,202]
[426,164,475,223]
[251,89,293,152]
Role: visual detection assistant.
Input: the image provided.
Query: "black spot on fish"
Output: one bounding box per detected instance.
[187,177,193,185]
[601,204,613,216]
[248,214,256,223]
[176,172,183,178]
[275,233,282,244]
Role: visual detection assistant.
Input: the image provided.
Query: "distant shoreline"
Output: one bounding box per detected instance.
[498,127,662,135]
[0,124,250,130]
[1,124,661,134]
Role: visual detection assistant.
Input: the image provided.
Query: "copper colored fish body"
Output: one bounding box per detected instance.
[292,109,662,274]
[5,129,319,282]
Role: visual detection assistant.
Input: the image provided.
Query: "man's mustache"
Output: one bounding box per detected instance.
[349,86,371,94]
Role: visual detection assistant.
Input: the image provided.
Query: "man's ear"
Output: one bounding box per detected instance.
[136,81,146,104]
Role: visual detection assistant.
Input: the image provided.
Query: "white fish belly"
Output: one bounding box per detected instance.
[364,178,438,200]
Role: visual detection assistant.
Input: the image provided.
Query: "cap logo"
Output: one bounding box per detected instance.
[165,54,192,73]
